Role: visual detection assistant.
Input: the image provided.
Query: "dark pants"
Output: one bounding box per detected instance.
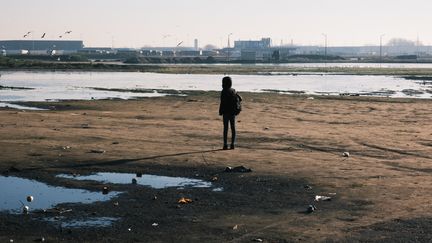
[223,114,236,146]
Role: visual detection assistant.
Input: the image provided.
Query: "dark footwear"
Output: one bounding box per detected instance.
[223,145,228,150]
[230,144,235,150]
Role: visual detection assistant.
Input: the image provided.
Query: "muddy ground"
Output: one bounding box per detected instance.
[0,92,431,242]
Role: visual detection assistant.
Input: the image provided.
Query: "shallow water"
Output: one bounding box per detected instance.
[0,71,431,104]
[0,175,121,214]
[57,172,213,189]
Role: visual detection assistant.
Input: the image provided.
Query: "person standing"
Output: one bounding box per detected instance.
[219,76,241,150]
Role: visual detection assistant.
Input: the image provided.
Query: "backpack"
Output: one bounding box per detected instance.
[234,93,242,115]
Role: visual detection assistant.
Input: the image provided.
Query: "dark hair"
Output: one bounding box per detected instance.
[222,76,232,89]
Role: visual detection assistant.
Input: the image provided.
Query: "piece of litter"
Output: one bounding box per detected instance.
[113,202,119,206]
[26,195,34,202]
[307,97,315,100]
[342,152,350,157]
[211,176,218,181]
[128,228,132,232]
[9,239,13,243]
[225,166,252,173]
[307,205,317,213]
[232,224,238,230]
[315,195,332,201]
[253,239,263,242]
[152,223,159,227]
[304,185,312,190]
[178,197,193,204]
[264,127,270,130]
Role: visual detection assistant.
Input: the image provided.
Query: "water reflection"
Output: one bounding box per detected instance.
[0,175,121,214]
[58,172,213,189]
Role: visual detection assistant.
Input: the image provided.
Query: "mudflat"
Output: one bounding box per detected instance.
[0,92,431,242]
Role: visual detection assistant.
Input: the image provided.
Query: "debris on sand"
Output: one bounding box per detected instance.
[232,224,239,230]
[178,197,193,204]
[152,223,159,227]
[342,152,350,157]
[264,127,270,130]
[90,149,106,154]
[307,205,317,213]
[253,238,263,242]
[225,166,252,173]
[62,146,71,150]
[307,97,315,100]
[315,195,332,202]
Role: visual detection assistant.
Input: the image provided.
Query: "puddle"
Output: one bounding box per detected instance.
[44,216,119,228]
[57,172,213,189]
[0,176,121,214]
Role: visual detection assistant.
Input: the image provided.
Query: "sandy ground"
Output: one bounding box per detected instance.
[0,92,431,242]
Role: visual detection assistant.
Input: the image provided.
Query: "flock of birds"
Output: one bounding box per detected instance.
[22,31,72,39]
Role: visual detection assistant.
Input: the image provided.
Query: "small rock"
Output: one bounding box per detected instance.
[342,152,350,157]
[131,178,137,184]
[90,149,106,154]
[225,166,252,173]
[112,141,119,145]
[26,195,34,202]
[264,127,270,130]
[304,185,312,190]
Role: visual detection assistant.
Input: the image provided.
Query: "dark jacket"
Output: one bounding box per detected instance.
[219,88,237,116]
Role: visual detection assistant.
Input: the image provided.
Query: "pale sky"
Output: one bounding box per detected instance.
[1,0,431,48]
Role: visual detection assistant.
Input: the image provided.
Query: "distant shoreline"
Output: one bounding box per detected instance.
[3,59,432,76]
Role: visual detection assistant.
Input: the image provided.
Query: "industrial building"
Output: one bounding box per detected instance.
[0,40,84,55]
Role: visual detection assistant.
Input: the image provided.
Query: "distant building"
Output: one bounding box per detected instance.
[234,38,271,49]
[0,40,84,55]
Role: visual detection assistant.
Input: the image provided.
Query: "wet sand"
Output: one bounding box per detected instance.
[0,92,431,242]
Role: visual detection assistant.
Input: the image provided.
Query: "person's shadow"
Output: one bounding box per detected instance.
[38,149,223,170]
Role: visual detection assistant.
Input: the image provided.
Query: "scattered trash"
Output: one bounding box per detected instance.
[225,166,252,173]
[113,202,119,207]
[153,195,158,200]
[328,192,337,196]
[26,195,34,202]
[304,185,313,190]
[232,224,239,230]
[178,197,193,204]
[315,195,332,202]
[253,239,263,242]
[62,146,71,150]
[102,186,109,195]
[342,152,350,157]
[127,228,132,232]
[90,149,106,154]
[152,223,159,227]
[9,239,13,243]
[211,176,218,181]
[307,97,315,100]
[307,205,317,213]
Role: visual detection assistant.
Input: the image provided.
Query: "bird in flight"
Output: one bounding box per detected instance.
[23,31,31,38]
[41,33,46,38]
[65,31,72,34]
[176,41,183,47]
